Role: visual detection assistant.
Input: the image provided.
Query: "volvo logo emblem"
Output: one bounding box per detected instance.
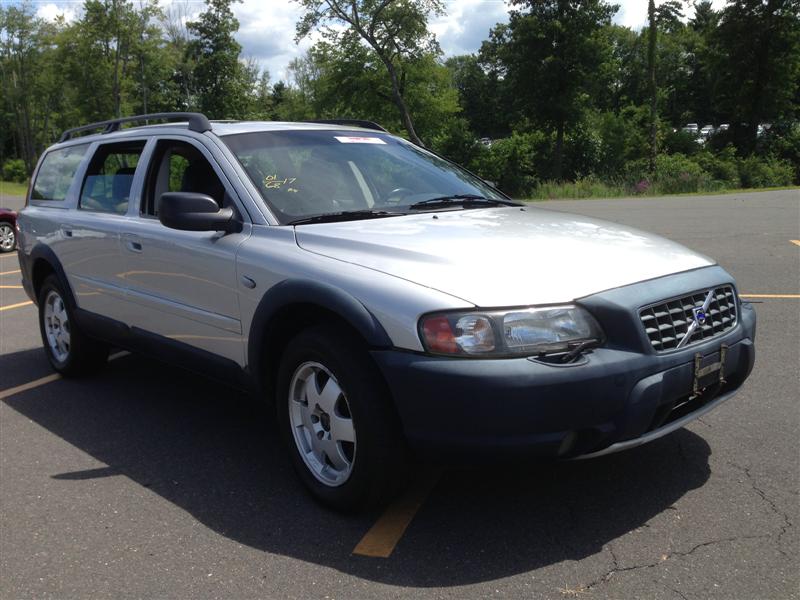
[692,307,707,325]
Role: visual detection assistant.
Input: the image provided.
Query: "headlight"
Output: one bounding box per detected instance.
[419,305,603,357]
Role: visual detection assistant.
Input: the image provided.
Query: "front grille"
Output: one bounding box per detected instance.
[639,286,738,352]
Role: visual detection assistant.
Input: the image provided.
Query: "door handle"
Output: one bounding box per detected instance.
[122,233,143,253]
[63,229,73,237]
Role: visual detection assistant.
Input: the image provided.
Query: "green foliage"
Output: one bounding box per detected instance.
[694,147,739,187]
[1,0,798,198]
[484,0,618,178]
[662,129,701,156]
[294,0,445,145]
[709,0,800,154]
[737,156,795,188]
[529,177,627,200]
[468,132,548,196]
[186,0,254,119]
[430,119,482,168]
[625,154,713,194]
[2,159,28,183]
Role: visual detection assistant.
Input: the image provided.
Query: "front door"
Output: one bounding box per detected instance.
[119,137,249,365]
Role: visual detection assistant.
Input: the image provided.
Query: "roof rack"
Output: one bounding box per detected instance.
[59,112,212,142]
[305,119,388,132]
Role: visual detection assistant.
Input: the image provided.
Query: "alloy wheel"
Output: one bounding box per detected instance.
[43,290,71,363]
[288,361,356,487]
[0,224,14,252]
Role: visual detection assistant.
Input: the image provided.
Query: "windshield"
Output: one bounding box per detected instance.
[222,130,506,224]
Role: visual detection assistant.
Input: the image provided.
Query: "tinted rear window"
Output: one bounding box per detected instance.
[31,144,90,201]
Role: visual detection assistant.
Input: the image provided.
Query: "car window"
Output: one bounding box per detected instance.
[31,144,90,202]
[79,142,146,215]
[223,130,502,224]
[143,140,226,217]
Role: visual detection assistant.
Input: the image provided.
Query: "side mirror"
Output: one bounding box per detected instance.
[158,192,239,233]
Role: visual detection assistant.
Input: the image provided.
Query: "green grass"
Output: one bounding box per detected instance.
[524,182,799,202]
[0,180,28,197]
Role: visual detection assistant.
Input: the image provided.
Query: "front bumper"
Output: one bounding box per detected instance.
[371,267,756,460]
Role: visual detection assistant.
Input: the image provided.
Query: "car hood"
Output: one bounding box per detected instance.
[294,206,714,307]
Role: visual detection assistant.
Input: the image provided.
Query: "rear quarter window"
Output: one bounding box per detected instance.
[31,144,90,201]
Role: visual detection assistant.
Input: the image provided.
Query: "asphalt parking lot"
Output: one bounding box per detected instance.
[1,189,798,599]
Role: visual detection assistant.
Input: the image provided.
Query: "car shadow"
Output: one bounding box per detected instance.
[2,348,712,587]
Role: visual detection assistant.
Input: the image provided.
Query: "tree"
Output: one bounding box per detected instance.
[294,0,444,146]
[486,0,619,179]
[647,0,658,173]
[186,0,252,118]
[711,0,800,153]
[446,55,511,138]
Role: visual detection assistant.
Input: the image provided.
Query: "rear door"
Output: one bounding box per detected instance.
[119,136,249,365]
[63,140,147,322]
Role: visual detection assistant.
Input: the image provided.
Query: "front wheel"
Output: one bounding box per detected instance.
[0,223,15,253]
[276,325,409,511]
[38,275,108,376]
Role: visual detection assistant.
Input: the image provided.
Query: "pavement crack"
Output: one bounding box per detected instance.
[727,460,793,555]
[667,585,690,600]
[580,534,770,594]
[695,417,713,428]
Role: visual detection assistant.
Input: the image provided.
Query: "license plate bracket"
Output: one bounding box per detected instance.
[692,344,728,397]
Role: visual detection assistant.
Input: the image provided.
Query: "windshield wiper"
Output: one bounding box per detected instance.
[408,194,520,210]
[288,209,405,226]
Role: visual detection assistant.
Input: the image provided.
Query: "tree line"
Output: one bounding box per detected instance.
[2,0,799,197]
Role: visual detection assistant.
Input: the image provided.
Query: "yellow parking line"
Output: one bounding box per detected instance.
[741,294,800,299]
[0,353,127,401]
[0,300,32,311]
[0,269,20,275]
[352,469,441,558]
[0,374,62,401]
[0,285,22,289]
[790,240,800,247]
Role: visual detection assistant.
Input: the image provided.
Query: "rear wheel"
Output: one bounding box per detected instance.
[38,275,108,376]
[276,325,409,511]
[0,223,15,253]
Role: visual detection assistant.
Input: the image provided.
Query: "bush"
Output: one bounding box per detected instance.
[468,131,547,197]
[624,154,714,194]
[593,106,651,178]
[2,159,27,183]
[694,147,739,187]
[662,129,702,156]
[563,120,602,180]
[737,156,795,188]
[763,123,800,184]
[430,118,483,168]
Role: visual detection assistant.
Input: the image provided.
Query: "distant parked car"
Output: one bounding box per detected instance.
[700,125,715,138]
[718,124,730,132]
[0,207,17,253]
[479,137,492,147]
[682,123,699,135]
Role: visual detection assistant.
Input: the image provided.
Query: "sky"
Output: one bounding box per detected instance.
[24,0,729,83]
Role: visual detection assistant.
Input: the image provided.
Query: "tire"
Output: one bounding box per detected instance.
[276,324,409,511]
[0,222,15,253]
[38,274,108,376]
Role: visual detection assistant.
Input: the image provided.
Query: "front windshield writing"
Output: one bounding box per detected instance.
[223,130,502,223]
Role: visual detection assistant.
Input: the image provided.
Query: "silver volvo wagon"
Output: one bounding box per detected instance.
[17,113,756,510]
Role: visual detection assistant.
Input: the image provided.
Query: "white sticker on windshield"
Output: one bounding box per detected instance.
[334,136,386,144]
